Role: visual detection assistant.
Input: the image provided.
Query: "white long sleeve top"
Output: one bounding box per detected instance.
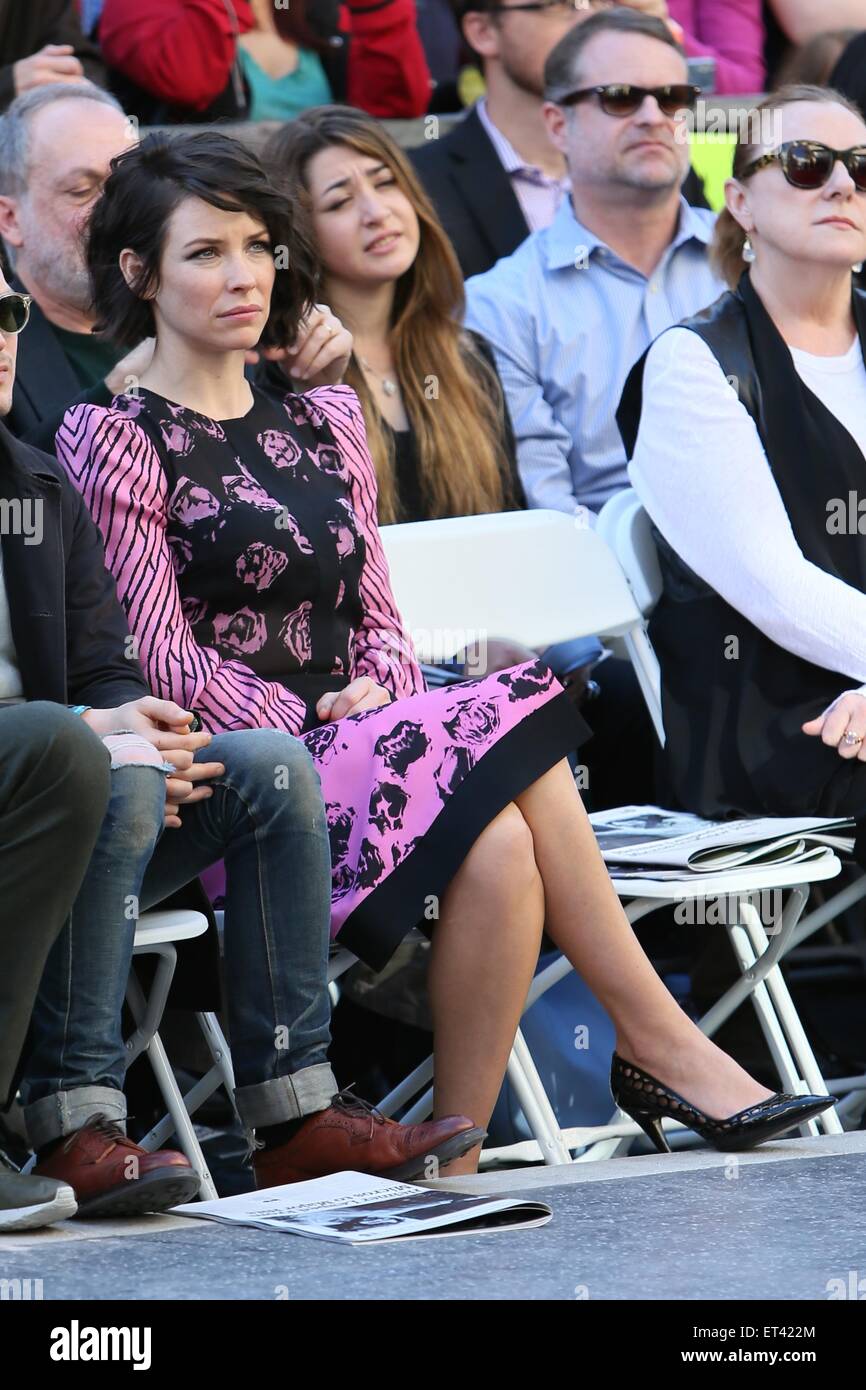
[628,326,866,695]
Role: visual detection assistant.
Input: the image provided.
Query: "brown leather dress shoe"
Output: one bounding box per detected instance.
[253,1092,486,1188]
[34,1115,201,1217]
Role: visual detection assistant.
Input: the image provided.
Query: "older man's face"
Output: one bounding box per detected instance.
[12,98,135,312]
[0,272,20,417]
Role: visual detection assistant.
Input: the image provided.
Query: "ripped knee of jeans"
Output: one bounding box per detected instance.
[102,731,174,774]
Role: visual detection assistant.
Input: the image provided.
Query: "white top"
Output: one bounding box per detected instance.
[0,549,23,702]
[628,326,866,692]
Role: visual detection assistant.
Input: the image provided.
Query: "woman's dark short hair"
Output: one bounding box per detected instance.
[86,130,319,350]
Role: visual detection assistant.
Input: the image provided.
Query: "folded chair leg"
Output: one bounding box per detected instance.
[727,920,817,1125]
[505,1030,573,1166]
[736,902,843,1136]
[126,968,219,1200]
[141,1029,219,1201]
[194,1011,240,1122]
[376,1056,435,1119]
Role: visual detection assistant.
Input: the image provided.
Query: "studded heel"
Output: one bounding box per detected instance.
[610,1053,836,1154]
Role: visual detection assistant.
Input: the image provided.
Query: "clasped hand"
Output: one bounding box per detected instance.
[84,696,224,828]
[316,677,391,723]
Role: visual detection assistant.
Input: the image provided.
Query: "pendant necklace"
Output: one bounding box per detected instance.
[359,355,399,397]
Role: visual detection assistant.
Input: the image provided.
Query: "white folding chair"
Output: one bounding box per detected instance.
[127,909,236,1200]
[376,509,845,1163]
[598,489,866,1131]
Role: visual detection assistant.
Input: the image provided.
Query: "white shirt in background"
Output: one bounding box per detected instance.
[628,326,866,689]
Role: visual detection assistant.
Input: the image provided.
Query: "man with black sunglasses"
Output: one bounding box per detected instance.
[410,0,708,280]
[463,6,723,812]
[0,264,113,1229]
[464,5,722,518]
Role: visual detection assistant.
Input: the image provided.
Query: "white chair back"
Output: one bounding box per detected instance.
[597,491,667,745]
[597,490,663,617]
[380,509,644,663]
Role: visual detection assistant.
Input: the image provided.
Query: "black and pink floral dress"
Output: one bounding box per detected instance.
[58,384,586,967]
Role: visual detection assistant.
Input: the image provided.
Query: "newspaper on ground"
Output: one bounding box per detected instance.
[589,805,855,875]
[171,1170,552,1244]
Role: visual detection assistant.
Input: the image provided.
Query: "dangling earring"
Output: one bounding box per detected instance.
[853,261,864,273]
[742,236,756,264]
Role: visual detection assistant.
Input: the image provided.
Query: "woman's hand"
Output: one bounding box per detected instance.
[13,45,85,96]
[83,697,225,826]
[802,691,866,759]
[316,677,392,723]
[161,747,226,829]
[83,696,205,750]
[261,304,353,387]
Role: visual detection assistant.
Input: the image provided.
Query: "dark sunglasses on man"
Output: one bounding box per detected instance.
[740,140,866,192]
[551,82,701,118]
[0,292,31,334]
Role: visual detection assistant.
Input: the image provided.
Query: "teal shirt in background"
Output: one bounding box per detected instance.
[237,46,332,121]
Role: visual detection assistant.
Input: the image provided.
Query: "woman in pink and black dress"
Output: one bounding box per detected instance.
[57,131,832,1170]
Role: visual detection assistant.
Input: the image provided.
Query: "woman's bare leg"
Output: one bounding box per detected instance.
[514,759,773,1118]
[428,805,545,1174]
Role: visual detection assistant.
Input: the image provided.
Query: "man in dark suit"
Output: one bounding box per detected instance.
[0,268,204,1225]
[410,0,707,279]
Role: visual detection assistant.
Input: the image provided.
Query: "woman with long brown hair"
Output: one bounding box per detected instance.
[264,105,525,527]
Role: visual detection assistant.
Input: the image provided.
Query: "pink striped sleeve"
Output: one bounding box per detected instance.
[309,386,425,699]
[56,404,308,736]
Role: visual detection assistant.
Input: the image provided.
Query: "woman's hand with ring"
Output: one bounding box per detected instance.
[263,304,352,387]
[802,691,866,759]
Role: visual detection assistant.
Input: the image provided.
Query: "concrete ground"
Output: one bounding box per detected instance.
[2,1131,865,1301]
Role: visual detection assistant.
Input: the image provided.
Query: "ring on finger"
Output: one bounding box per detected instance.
[843,729,864,747]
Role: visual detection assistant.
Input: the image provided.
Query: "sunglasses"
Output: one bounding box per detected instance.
[740,140,866,191]
[554,83,700,118]
[0,292,31,334]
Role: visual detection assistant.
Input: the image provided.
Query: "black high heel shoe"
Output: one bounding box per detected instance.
[610,1053,836,1154]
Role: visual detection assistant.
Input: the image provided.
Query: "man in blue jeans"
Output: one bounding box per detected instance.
[0,285,480,1223]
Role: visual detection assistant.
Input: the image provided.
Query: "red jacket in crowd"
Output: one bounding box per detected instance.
[98,0,432,119]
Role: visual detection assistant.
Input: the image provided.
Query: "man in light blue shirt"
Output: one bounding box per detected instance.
[465,6,725,519]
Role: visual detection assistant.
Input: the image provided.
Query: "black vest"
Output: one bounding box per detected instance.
[617,274,866,820]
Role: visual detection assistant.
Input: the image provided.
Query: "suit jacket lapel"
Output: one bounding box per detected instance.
[9,280,84,428]
[447,108,530,263]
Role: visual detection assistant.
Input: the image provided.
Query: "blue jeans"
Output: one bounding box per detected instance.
[22,729,337,1148]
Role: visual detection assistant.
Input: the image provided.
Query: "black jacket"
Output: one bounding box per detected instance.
[0,420,219,1007]
[0,1,106,110]
[410,105,711,281]
[0,420,147,707]
[6,285,114,450]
